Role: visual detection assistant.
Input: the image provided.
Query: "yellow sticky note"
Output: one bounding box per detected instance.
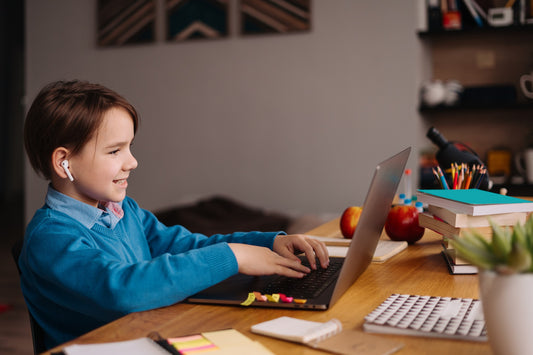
[266,294,280,303]
[168,334,218,354]
[241,292,255,306]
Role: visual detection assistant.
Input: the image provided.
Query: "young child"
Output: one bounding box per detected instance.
[20,80,329,350]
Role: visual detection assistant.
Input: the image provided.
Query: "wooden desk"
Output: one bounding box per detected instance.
[44,219,491,355]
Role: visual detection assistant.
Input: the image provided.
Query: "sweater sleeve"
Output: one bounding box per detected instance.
[20,199,287,324]
[123,197,285,256]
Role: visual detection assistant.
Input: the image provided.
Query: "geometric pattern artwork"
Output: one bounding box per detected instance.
[240,0,311,35]
[166,0,229,41]
[97,0,156,46]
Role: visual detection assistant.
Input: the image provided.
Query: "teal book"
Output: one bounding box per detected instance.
[416,189,533,216]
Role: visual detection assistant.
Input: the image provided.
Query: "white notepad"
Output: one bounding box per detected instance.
[363,294,487,342]
[251,316,404,355]
[251,316,342,345]
[62,338,169,355]
[308,235,407,261]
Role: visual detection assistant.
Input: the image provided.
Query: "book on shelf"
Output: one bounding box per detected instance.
[523,0,533,24]
[59,329,274,355]
[426,204,528,228]
[421,0,533,31]
[251,316,403,355]
[426,0,443,31]
[416,189,533,216]
[462,0,484,27]
[418,212,494,239]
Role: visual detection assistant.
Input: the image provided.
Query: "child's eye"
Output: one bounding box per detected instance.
[110,149,119,155]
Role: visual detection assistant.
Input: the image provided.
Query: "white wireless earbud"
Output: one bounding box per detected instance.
[61,160,74,182]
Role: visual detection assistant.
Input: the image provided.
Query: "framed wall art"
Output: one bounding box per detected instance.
[240,0,311,35]
[97,0,156,46]
[166,0,229,42]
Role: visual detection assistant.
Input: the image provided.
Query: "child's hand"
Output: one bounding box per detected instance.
[273,234,330,270]
[228,244,311,278]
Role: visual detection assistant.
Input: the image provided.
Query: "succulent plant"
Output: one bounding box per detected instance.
[448,215,533,274]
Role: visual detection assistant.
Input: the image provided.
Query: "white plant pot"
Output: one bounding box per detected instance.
[479,270,533,355]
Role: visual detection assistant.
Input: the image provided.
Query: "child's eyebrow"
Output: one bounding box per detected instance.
[104,139,134,149]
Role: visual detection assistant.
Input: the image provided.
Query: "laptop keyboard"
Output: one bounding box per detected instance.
[261,257,344,299]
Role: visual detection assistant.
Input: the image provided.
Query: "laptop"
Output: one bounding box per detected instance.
[187,147,411,310]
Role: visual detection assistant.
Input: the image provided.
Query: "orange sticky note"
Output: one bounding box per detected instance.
[253,292,267,302]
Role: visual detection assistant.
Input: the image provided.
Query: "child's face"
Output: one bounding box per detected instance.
[67,107,137,207]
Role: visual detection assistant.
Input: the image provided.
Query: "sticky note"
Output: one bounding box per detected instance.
[294,299,307,304]
[168,334,219,354]
[279,294,293,303]
[253,292,267,302]
[241,292,255,306]
[266,294,280,303]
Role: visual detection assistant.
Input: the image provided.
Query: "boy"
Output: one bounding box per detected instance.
[20,80,329,349]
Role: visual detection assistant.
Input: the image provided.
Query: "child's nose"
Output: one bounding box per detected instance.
[125,153,138,171]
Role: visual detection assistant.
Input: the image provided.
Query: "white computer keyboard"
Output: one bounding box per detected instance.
[363,294,487,342]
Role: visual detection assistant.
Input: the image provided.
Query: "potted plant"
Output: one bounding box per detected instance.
[449,215,533,355]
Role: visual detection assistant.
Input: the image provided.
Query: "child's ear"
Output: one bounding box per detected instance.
[51,147,72,180]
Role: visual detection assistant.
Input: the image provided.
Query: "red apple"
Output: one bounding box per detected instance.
[385,205,425,244]
[340,206,363,239]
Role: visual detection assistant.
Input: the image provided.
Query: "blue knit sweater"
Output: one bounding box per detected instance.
[18,189,282,349]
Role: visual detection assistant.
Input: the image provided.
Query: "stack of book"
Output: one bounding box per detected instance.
[416,189,533,274]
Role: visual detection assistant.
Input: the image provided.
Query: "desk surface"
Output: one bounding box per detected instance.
[44,219,491,355]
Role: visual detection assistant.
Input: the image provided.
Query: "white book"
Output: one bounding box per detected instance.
[427,204,527,228]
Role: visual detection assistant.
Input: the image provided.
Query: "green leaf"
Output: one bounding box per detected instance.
[450,215,533,274]
[488,219,511,261]
[512,222,528,249]
[449,235,498,270]
[508,241,532,273]
[461,229,492,251]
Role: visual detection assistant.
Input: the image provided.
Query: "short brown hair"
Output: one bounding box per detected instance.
[24,80,139,180]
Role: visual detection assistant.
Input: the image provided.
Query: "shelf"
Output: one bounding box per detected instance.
[419,101,533,113]
[491,183,533,197]
[416,6,533,176]
[417,25,533,38]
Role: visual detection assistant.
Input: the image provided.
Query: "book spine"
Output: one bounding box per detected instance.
[463,0,484,26]
[427,0,443,31]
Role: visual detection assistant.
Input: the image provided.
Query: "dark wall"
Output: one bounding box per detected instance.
[0,0,24,232]
[0,0,24,207]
